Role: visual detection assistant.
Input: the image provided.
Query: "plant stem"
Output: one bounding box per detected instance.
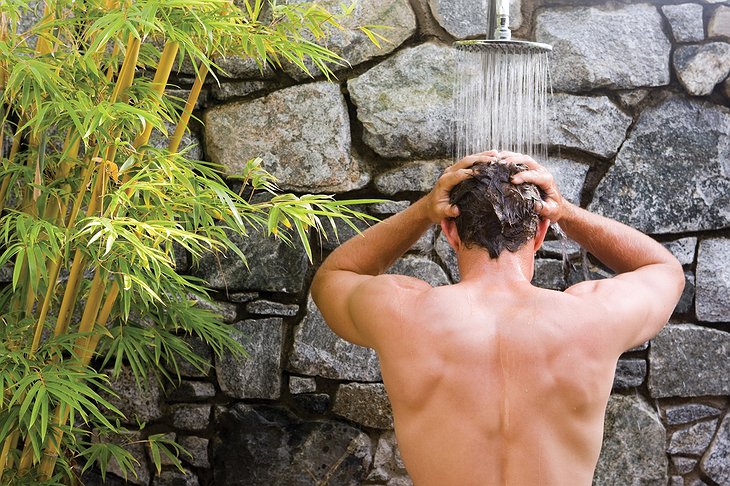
[169,63,209,154]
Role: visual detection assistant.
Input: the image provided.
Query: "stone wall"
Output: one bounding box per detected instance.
[92,1,730,485]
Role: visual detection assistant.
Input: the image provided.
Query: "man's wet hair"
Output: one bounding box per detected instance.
[449,161,542,259]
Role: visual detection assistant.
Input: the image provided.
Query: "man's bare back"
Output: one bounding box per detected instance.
[312,152,684,485]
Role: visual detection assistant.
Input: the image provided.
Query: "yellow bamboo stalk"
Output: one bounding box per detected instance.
[133,41,179,149]
[0,131,22,215]
[0,430,19,474]
[169,63,209,154]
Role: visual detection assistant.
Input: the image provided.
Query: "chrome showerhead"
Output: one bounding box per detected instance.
[454,40,553,54]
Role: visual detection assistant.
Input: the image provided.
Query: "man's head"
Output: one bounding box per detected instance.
[448,161,542,259]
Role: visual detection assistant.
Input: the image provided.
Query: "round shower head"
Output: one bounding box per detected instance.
[454,39,552,53]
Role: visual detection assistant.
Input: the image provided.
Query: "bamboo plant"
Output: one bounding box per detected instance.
[0,0,379,483]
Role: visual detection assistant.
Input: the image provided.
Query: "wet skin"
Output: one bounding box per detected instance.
[311,152,684,485]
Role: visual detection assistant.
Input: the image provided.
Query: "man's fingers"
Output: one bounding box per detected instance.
[439,167,474,188]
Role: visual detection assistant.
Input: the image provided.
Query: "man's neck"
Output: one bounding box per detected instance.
[456,246,535,288]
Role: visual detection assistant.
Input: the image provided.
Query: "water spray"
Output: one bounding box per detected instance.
[453,0,552,162]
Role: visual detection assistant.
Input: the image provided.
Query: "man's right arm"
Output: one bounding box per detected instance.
[508,154,685,353]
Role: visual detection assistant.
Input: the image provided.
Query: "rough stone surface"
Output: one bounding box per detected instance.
[709,6,730,41]
[193,228,308,293]
[668,419,719,455]
[349,43,457,158]
[664,237,698,266]
[283,0,416,79]
[589,96,730,234]
[151,469,199,486]
[374,159,451,195]
[212,404,372,485]
[371,200,411,214]
[171,404,211,432]
[101,367,164,425]
[535,4,671,92]
[612,359,646,390]
[366,431,413,485]
[532,259,566,291]
[246,299,299,316]
[289,376,317,394]
[648,324,730,398]
[672,456,698,475]
[149,122,203,161]
[411,227,436,253]
[189,294,238,323]
[593,395,668,486]
[540,156,590,205]
[333,383,394,429]
[428,0,522,38]
[674,42,730,96]
[616,89,650,108]
[292,393,331,415]
[675,271,695,315]
[289,295,381,381]
[205,82,368,192]
[662,3,705,43]
[547,94,632,159]
[213,56,276,80]
[210,80,268,101]
[665,403,723,425]
[217,318,284,399]
[320,208,372,252]
[387,255,451,286]
[696,239,730,322]
[701,413,730,485]
[178,435,210,469]
[436,231,460,283]
[166,381,216,402]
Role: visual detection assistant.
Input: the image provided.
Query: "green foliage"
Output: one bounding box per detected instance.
[0,0,382,482]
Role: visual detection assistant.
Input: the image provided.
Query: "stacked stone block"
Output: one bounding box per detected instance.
[70,1,729,484]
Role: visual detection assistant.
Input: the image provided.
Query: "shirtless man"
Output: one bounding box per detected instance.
[310,151,684,485]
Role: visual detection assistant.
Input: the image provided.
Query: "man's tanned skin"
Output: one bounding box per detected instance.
[311,151,684,485]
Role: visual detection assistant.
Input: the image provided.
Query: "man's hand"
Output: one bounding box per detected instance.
[427,151,499,223]
[501,152,567,223]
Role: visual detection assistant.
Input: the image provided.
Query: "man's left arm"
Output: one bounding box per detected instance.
[311,153,494,347]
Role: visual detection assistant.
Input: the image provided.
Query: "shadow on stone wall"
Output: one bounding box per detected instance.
[53,0,729,485]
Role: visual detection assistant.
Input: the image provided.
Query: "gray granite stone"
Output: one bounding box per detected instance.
[292,393,331,415]
[612,359,646,390]
[101,367,164,425]
[210,80,268,100]
[151,469,200,486]
[547,94,632,159]
[675,271,695,315]
[539,238,582,260]
[246,299,299,317]
[668,419,719,455]
[436,231,460,283]
[289,295,381,381]
[648,324,730,398]
[166,381,216,402]
[333,383,394,429]
[616,89,650,109]
[213,56,276,80]
[662,3,705,43]
[348,43,457,159]
[374,159,451,195]
[593,394,668,486]
[664,237,698,266]
[371,200,411,214]
[149,122,203,160]
[178,436,210,469]
[217,318,284,399]
[282,0,416,79]
[535,4,671,92]
[92,430,150,486]
[387,255,450,287]
[665,403,723,425]
[709,6,730,41]
[188,294,238,323]
[289,376,317,394]
[171,404,211,432]
[170,336,213,379]
[212,404,372,485]
[193,228,308,293]
[672,456,698,475]
[228,292,259,303]
[319,209,372,252]
[701,413,730,485]
[696,239,730,322]
[589,96,730,234]
[540,156,590,205]
[411,227,436,254]
[205,82,369,192]
[674,42,730,96]
[366,431,413,485]
[428,0,522,38]
[532,259,566,291]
